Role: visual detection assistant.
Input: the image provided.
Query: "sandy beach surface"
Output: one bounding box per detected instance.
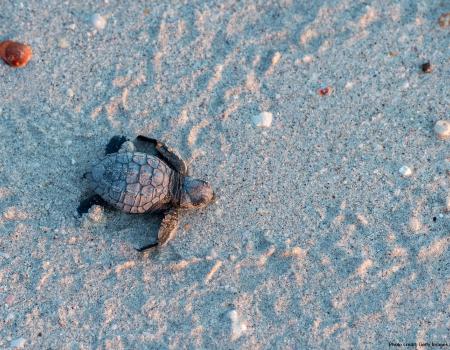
[0,0,449,349]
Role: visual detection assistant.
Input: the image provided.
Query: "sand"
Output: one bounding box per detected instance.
[0,0,449,349]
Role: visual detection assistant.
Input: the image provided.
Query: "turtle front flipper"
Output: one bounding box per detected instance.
[105,135,129,155]
[158,209,180,246]
[136,135,188,175]
[135,209,179,252]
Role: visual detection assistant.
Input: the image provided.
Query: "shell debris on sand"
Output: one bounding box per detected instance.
[0,40,32,68]
[399,165,413,177]
[228,309,247,341]
[91,14,107,30]
[251,111,272,128]
[434,120,450,140]
[318,86,333,96]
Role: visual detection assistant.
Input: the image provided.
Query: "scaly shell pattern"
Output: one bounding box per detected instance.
[91,152,173,213]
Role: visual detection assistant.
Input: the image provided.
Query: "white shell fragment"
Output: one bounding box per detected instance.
[91,14,107,30]
[251,111,273,128]
[434,120,450,140]
[228,309,247,341]
[399,165,413,177]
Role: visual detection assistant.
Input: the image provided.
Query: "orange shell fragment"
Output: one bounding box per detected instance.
[0,40,32,68]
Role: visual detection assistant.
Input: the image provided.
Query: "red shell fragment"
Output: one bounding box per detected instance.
[318,86,333,96]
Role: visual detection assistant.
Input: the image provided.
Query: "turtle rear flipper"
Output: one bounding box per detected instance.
[136,135,188,175]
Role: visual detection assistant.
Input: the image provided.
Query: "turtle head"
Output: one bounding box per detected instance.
[179,177,214,209]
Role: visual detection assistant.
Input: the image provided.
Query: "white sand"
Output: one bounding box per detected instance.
[0,1,449,348]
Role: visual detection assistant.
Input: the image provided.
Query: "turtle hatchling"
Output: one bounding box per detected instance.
[78,135,214,252]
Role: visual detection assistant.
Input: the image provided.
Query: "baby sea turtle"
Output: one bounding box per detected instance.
[78,135,214,252]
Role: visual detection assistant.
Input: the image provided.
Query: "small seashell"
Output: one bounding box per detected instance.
[399,165,413,177]
[434,120,450,140]
[0,40,32,68]
[91,14,107,30]
[252,111,273,128]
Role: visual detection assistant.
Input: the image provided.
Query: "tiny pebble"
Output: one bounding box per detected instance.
[251,111,272,128]
[399,165,413,177]
[401,81,410,90]
[91,14,107,30]
[434,120,450,140]
[421,62,432,73]
[438,13,450,28]
[445,194,450,213]
[303,55,313,63]
[345,81,354,90]
[67,88,74,98]
[10,338,26,349]
[58,38,69,49]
